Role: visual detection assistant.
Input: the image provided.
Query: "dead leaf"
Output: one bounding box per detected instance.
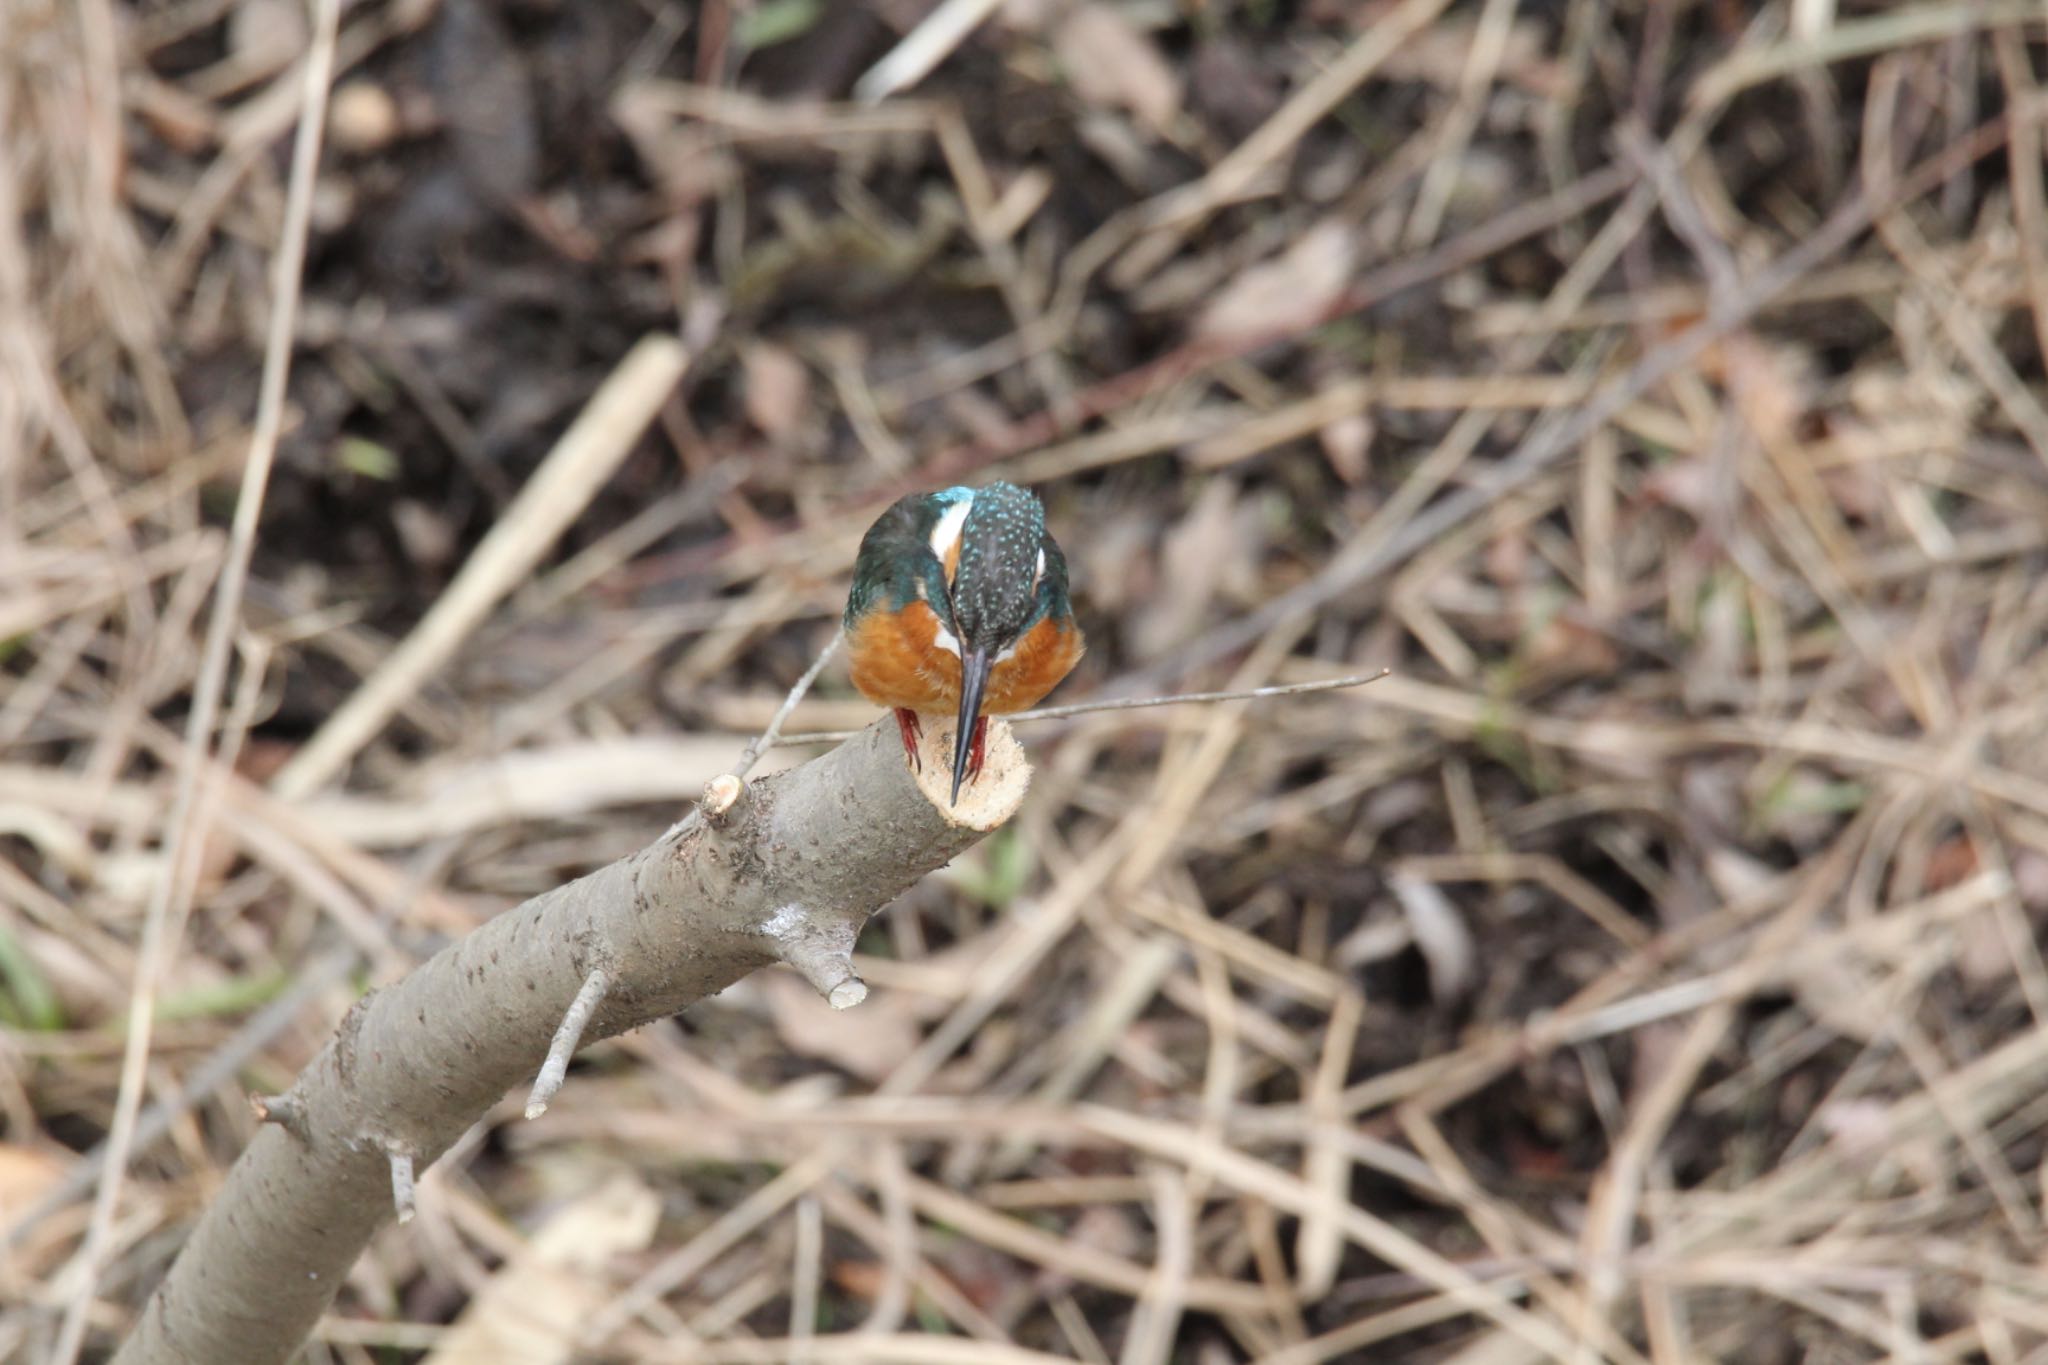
[1193,220,1357,346]
[0,1145,72,1275]
[612,86,737,205]
[1075,517,1151,616]
[1795,960,1889,1043]
[1719,333,1810,449]
[1703,845,1776,903]
[1387,873,1474,1003]
[426,1174,659,1365]
[1956,904,2011,987]
[742,340,811,441]
[1037,1204,1142,1295]
[230,0,308,73]
[1522,615,1621,683]
[1922,834,1979,894]
[1318,410,1374,484]
[1565,705,1669,783]
[1641,456,1722,518]
[0,1143,67,1212]
[761,970,922,1081]
[1053,5,1181,137]
[329,82,403,154]
[1818,1098,1892,1155]
[2014,851,2048,911]
[1131,479,1240,658]
[1483,527,1531,588]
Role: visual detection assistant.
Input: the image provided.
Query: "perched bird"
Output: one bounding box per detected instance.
[844,482,1084,804]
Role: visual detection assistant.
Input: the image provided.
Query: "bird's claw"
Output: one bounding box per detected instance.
[893,708,924,772]
[966,715,988,785]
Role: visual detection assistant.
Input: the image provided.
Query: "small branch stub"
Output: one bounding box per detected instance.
[387,1149,416,1225]
[249,1093,307,1141]
[525,967,610,1120]
[764,906,868,1010]
[701,773,745,821]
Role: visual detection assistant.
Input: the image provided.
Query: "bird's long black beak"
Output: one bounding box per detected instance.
[952,644,992,806]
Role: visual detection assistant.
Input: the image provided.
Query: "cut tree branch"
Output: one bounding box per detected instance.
[112,716,1028,1365]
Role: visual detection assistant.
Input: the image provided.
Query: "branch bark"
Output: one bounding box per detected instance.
[113,717,1029,1365]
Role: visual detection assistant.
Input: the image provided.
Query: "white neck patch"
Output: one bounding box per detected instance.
[928,496,972,577]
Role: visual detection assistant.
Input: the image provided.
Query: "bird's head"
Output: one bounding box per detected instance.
[929,482,1053,801]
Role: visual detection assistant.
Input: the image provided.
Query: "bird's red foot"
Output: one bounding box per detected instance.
[966,714,989,784]
[893,708,924,771]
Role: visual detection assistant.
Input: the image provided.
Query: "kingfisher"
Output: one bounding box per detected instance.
[844,482,1084,804]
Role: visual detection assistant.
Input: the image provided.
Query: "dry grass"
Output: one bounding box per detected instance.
[7,1,2048,1361]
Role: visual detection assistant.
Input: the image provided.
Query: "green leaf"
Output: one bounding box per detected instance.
[912,1295,950,1335]
[950,827,1032,907]
[337,436,400,481]
[1754,771,1869,825]
[735,0,824,50]
[153,969,291,1024]
[0,921,63,1031]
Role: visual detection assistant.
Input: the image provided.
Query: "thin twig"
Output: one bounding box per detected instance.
[661,630,845,845]
[789,1196,823,1365]
[853,0,1005,103]
[387,1150,416,1225]
[773,672,1388,748]
[47,6,340,1361]
[525,967,611,1120]
[731,631,843,779]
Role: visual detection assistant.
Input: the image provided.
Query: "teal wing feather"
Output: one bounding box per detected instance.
[1023,531,1073,632]
[844,495,959,633]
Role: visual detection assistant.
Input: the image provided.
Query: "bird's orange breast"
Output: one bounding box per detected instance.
[848,606,1083,715]
[983,615,1085,714]
[848,600,962,712]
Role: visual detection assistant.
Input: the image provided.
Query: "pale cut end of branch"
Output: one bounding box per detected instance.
[525,967,610,1120]
[388,1150,416,1225]
[763,906,868,1009]
[908,716,1030,830]
[701,773,745,821]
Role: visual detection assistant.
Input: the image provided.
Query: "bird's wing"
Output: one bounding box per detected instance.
[846,496,960,633]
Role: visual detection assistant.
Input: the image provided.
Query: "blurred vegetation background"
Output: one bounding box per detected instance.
[8,0,2048,1361]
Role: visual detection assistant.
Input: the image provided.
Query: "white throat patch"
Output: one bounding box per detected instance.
[928,495,973,658]
[928,497,972,581]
